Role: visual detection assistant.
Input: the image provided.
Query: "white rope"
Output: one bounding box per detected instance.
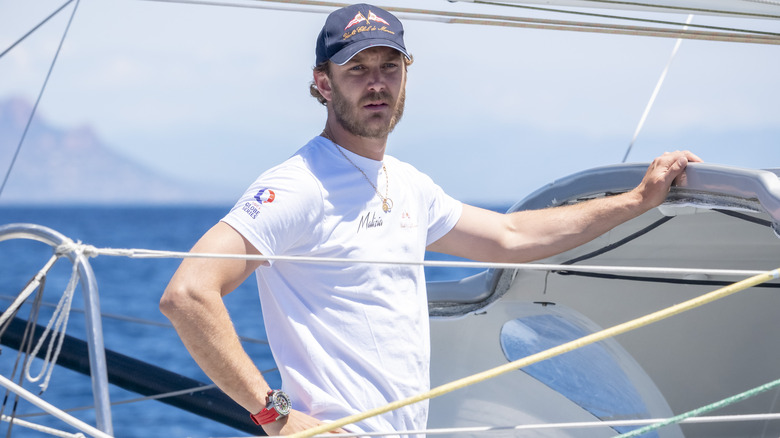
[76,244,774,279]
[0,374,112,438]
[55,240,100,259]
[19,240,96,393]
[1,414,86,438]
[24,260,78,393]
[218,412,780,438]
[0,254,59,328]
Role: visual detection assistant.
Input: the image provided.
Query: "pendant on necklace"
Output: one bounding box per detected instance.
[382,198,393,213]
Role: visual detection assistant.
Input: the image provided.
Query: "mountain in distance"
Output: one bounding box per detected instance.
[0,96,231,205]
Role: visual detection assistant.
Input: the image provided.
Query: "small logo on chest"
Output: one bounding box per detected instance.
[357,211,384,233]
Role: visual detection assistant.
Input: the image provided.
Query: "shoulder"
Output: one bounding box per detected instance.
[257,140,329,197]
[384,155,435,183]
[227,139,329,224]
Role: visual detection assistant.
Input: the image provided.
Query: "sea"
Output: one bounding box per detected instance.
[0,205,506,438]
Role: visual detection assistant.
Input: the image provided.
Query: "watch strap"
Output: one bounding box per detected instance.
[250,407,280,425]
[250,390,290,426]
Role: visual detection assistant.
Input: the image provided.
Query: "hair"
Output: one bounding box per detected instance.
[309,54,414,106]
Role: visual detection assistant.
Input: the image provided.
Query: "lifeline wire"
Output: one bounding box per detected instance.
[0,294,270,345]
[0,375,111,438]
[64,242,775,279]
[245,413,780,437]
[0,415,85,438]
[285,267,780,438]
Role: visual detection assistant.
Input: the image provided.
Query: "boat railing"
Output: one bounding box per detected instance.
[0,223,113,437]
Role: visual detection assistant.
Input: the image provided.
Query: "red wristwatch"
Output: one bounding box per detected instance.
[250,390,292,425]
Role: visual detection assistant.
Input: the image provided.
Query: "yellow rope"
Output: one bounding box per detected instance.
[288,267,780,438]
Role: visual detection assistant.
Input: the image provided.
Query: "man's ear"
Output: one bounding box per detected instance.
[313,70,332,102]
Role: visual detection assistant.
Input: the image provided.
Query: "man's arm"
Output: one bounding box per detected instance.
[428,150,701,262]
[160,221,335,435]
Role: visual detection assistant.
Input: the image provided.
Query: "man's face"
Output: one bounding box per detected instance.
[327,46,406,139]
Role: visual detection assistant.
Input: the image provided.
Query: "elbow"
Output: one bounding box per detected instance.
[160,275,222,323]
[160,281,194,321]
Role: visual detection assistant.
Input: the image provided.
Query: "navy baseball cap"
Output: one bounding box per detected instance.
[315,3,409,66]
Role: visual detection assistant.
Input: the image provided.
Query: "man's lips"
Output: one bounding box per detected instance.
[363,101,388,110]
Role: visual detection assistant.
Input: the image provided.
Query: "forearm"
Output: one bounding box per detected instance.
[498,151,698,261]
[161,283,270,415]
[431,190,649,264]
[502,189,647,261]
[432,151,701,264]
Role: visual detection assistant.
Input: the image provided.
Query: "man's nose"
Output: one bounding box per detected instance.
[366,67,385,92]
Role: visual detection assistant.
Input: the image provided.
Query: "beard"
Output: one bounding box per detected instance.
[330,81,406,139]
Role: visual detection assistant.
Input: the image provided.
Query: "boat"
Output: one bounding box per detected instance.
[1,1,779,437]
[427,162,780,437]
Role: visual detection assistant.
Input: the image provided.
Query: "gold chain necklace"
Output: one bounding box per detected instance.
[334,144,394,213]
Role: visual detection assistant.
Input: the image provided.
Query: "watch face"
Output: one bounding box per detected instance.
[272,391,291,416]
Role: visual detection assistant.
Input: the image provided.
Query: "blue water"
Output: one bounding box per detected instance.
[0,205,503,437]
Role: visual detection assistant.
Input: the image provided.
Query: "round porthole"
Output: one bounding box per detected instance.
[499,306,655,435]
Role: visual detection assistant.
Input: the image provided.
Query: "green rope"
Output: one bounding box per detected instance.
[614,377,780,437]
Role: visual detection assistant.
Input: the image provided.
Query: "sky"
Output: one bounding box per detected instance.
[1,0,778,205]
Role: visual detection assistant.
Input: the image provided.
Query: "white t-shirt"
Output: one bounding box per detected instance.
[222,136,462,434]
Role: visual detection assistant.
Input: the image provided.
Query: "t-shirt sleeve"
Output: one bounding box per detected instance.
[424,176,463,246]
[222,165,322,261]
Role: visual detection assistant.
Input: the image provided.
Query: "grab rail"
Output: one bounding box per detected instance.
[0,223,113,436]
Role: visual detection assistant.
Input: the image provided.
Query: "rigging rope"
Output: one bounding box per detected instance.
[140,0,780,44]
[474,0,780,36]
[0,0,82,202]
[622,14,693,163]
[614,377,780,437]
[0,0,75,59]
[0,294,270,345]
[573,0,780,19]
[0,254,59,329]
[18,366,271,417]
[285,267,780,438]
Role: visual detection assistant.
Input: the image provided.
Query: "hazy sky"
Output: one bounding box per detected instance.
[1,0,778,204]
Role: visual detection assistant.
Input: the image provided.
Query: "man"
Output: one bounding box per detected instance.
[160,3,701,436]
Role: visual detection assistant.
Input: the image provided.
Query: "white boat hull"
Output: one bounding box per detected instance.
[428,163,780,437]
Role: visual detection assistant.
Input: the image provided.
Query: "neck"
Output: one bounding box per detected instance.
[321,119,387,161]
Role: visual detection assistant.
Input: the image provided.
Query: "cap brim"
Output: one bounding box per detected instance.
[330,39,410,65]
